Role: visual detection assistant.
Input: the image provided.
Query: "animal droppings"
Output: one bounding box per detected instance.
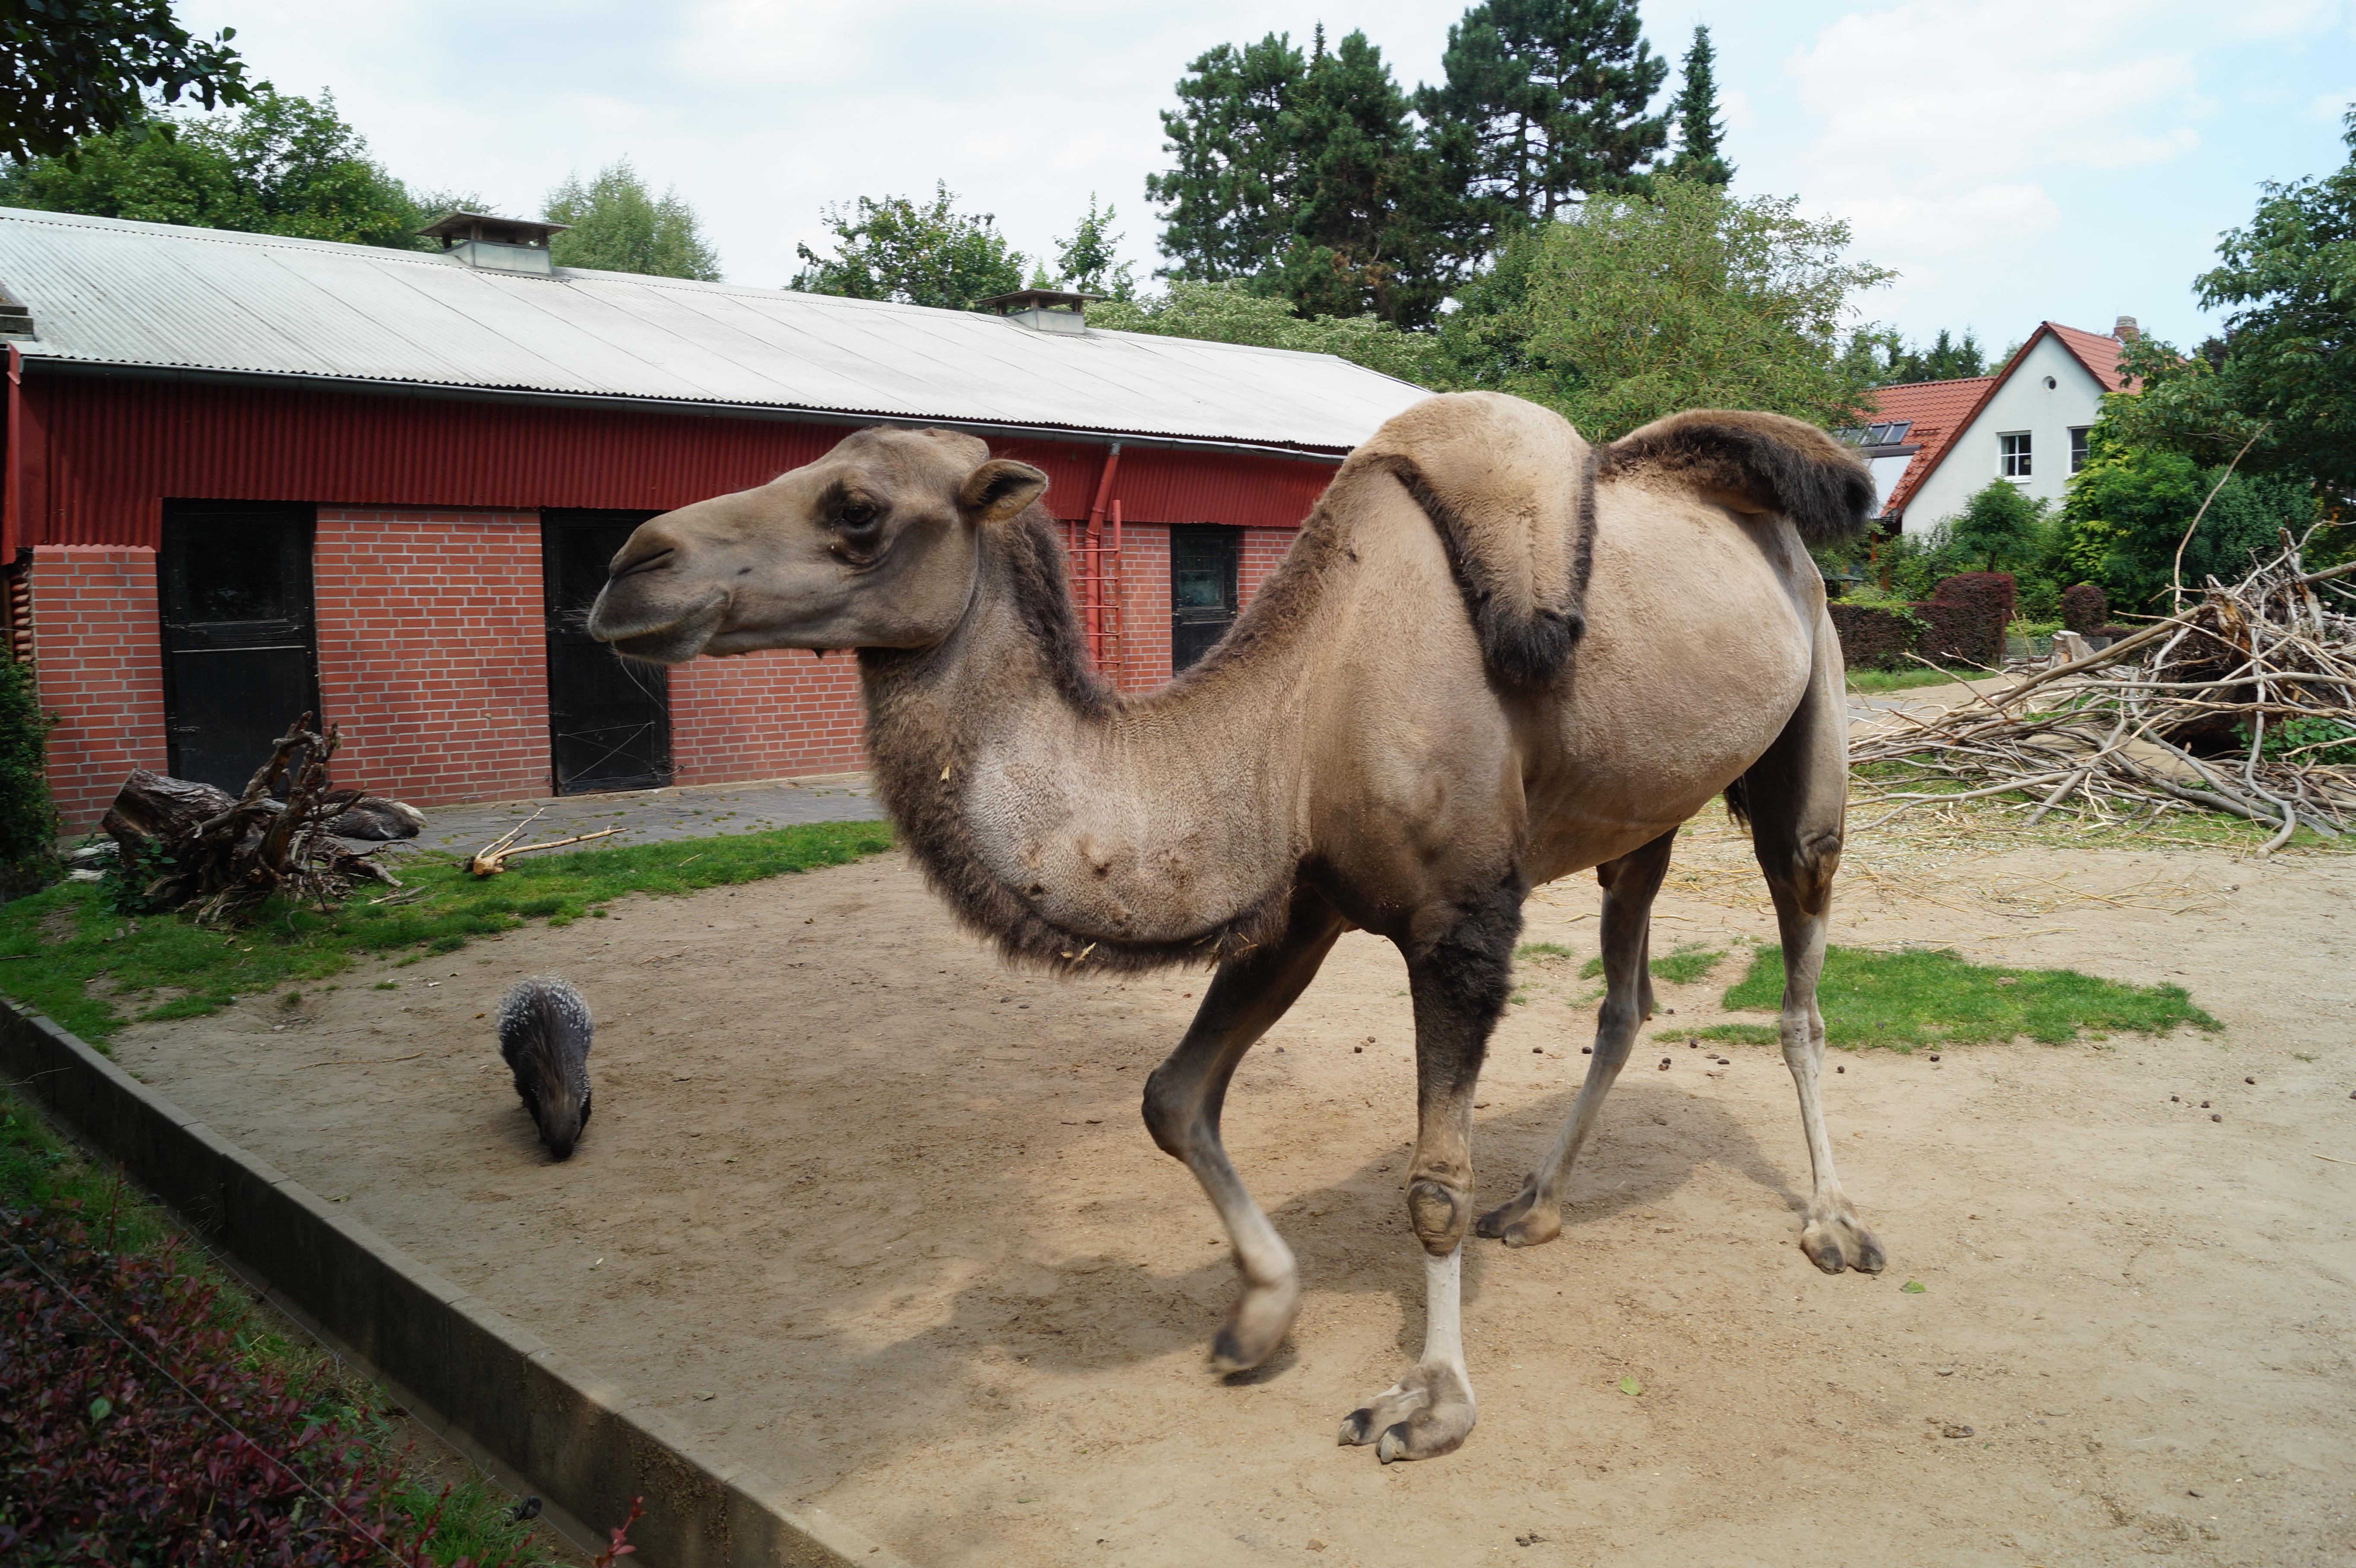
[1658,1058,1671,1070]
[2201,1100,2210,1108]
[2245,1076,2255,1084]
[2211,1113,2222,1122]
[1836,1065,1845,1073]
[1583,1046,1593,1054]
[1533,1046,1543,1054]
[2172,1095,2179,1102]
[1928,1053,1941,1062]
[1353,1046,1363,1053]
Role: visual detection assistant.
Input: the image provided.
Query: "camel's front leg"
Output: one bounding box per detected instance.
[1141,890,1347,1373]
[1340,883,1520,1462]
[1477,829,1677,1248]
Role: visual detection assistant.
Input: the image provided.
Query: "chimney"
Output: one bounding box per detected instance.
[0,283,32,338]
[417,212,570,276]
[2113,315,2140,342]
[976,288,1104,335]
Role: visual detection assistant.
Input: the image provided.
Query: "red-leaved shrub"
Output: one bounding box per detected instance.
[0,1205,523,1565]
[1827,602,1919,671]
[2060,583,2108,634]
[1918,572,2016,667]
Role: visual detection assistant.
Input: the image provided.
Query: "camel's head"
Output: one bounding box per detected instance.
[586,426,1048,662]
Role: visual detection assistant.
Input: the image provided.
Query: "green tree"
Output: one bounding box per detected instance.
[1949,477,2046,571]
[1662,25,1732,187]
[1416,0,1669,251]
[1440,176,1891,441]
[0,0,252,163]
[1144,27,1445,324]
[544,159,720,281]
[1089,280,1441,385]
[2060,433,2319,608]
[0,658,57,898]
[1048,194,1138,300]
[2178,106,2356,490]
[791,181,1025,310]
[1843,325,1987,386]
[0,87,431,250]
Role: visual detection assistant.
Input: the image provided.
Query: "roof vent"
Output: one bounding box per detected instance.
[0,283,31,338]
[977,288,1102,335]
[418,212,570,276]
[2113,314,2140,342]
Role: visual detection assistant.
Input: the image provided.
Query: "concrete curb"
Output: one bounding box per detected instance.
[0,996,910,1568]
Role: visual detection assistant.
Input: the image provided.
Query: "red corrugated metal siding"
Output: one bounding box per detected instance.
[20,374,1339,546]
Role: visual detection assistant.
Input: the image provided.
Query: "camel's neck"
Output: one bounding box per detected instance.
[859,513,1320,972]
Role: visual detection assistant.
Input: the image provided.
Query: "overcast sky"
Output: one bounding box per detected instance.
[180,0,2354,354]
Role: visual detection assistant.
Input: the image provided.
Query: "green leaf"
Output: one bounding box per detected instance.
[1618,1375,1642,1396]
[89,1396,112,1421]
[1900,1279,1927,1294]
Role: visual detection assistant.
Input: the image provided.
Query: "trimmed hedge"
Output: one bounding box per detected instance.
[2060,583,2108,634]
[1917,572,2015,668]
[1827,603,1918,671]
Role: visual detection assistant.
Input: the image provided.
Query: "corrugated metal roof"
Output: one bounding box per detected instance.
[0,207,1431,453]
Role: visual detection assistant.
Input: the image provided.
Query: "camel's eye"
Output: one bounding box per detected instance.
[836,500,880,531]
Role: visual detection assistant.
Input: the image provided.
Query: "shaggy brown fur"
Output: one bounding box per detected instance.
[1602,408,1875,544]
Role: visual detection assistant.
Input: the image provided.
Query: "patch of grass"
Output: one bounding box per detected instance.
[1579,942,1724,985]
[1845,667,1964,695]
[0,819,893,1047]
[1699,944,2219,1050]
[1514,942,1574,962]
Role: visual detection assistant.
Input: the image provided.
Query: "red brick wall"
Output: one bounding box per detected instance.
[313,509,551,805]
[30,546,169,830]
[1107,523,1172,693]
[1238,527,1294,610]
[671,650,867,783]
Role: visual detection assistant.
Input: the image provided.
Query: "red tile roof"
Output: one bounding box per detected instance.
[1865,376,1995,518]
[1870,322,2136,519]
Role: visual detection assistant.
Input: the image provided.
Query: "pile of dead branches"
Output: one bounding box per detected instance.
[101,716,402,922]
[1852,527,2356,853]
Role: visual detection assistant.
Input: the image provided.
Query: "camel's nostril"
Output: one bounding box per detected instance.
[612,546,674,580]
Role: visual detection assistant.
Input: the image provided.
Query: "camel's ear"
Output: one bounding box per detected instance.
[957,460,1049,527]
[1601,410,1873,543]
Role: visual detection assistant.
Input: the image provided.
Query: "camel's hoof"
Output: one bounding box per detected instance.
[1209,1271,1302,1375]
[1801,1211,1885,1276]
[1341,1364,1474,1462]
[1476,1181,1563,1248]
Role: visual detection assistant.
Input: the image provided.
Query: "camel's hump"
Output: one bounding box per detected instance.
[1342,392,1596,689]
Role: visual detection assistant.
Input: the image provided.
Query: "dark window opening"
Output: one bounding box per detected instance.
[158,501,318,793]
[1170,525,1239,673]
[542,511,672,794]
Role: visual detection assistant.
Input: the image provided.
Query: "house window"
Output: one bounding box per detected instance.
[2000,431,2031,478]
[2069,427,2090,473]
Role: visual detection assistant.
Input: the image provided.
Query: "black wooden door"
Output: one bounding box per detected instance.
[1170,525,1240,673]
[158,502,319,793]
[542,511,671,794]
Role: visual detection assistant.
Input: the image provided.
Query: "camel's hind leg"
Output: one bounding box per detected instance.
[1746,611,1884,1275]
[1142,888,1349,1374]
[1474,828,1678,1248]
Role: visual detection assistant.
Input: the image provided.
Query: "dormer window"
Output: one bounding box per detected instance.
[2000,431,2031,478]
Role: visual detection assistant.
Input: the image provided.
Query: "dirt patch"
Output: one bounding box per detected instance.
[123,821,2356,1567]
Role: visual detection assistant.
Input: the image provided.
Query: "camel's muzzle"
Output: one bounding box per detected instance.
[587,580,728,664]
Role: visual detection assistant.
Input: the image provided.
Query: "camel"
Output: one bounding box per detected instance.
[587,392,1884,1463]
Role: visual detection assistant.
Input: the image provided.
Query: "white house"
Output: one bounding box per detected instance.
[1872,319,2140,534]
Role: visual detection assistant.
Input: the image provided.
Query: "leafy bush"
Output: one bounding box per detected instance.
[1917,572,2015,667]
[1827,601,1919,671]
[2060,583,2108,633]
[0,1204,532,1565]
[0,661,59,900]
[2061,438,2318,609]
[2238,715,2356,765]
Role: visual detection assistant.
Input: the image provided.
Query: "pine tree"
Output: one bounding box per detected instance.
[1416,0,1670,251]
[1144,33,1309,283]
[1144,28,1446,325]
[1664,25,1732,187]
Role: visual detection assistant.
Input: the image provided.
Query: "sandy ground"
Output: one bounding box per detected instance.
[122,816,2356,1568]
